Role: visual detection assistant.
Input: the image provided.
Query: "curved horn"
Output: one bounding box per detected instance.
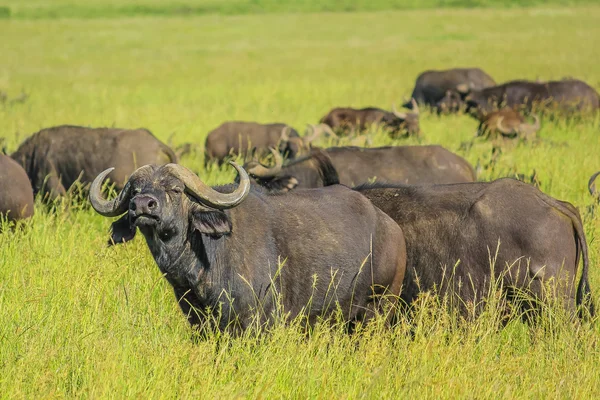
[246,147,284,178]
[410,98,420,115]
[391,103,407,119]
[280,126,290,142]
[305,123,338,142]
[303,124,321,143]
[495,116,514,135]
[164,162,250,209]
[589,171,600,196]
[319,123,338,139]
[89,165,154,217]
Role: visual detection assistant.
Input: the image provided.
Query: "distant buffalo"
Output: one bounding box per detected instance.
[205,121,325,165]
[0,154,34,224]
[464,79,600,115]
[404,68,496,113]
[319,101,420,137]
[89,163,407,332]
[476,109,540,140]
[11,125,177,200]
[245,145,476,193]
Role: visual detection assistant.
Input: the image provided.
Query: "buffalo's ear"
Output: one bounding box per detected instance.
[190,209,232,237]
[109,214,136,246]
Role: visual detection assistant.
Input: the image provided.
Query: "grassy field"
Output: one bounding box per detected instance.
[2,4,600,398]
[0,0,596,19]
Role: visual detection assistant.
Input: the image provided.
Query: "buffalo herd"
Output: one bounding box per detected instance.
[1,67,599,334]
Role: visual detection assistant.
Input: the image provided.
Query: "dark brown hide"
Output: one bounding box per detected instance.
[465,79,600,115]
[0,154,34,223]
[89,164,407,332]
[246,146,476,192]
[11,125,177,200]
[355,180,594,318]
[319,106,420,137]
[204,121,301,165]
[405,68,496,112]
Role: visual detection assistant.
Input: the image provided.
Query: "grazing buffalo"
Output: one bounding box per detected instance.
[319,101,420,137]
[245,145,476,192]
[89,163,407,332]
[464,79,600,115]
[11,125,177,201]
[355,180,594,319]
[204,121,310,165]
[0,154,34,224]
[589,172,600,198]
[404,68,496,113]
[476,109,540,140]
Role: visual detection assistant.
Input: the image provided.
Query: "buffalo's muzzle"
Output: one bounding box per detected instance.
[130,194,160,226]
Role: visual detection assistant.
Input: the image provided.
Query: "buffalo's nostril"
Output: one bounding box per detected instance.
[148,200,157,209]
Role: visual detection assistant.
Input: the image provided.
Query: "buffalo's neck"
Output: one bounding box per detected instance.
[141,229,215,304]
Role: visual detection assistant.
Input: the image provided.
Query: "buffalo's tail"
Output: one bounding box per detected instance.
[310,149,339,186]
[539,194,595,318]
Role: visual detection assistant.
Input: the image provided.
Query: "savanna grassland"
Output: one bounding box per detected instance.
[1,2,600,398]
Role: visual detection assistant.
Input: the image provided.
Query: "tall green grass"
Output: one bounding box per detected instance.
[1,6,600,398]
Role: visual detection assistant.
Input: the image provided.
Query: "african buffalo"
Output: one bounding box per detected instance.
[11,125,177,201]
[204,121,312,165]
[319,101,420,137]
[245,145,476,192]
[476,109,540,140]
[89,163,407,332]
[404,68,496,113]
[0,154,34,224]
[464,79,600,115]
[355,180,594,319]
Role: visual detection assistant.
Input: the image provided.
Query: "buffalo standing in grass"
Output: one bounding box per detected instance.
[11,125,177,201]
[252,156,594,318]
[0,154,34,224]
[404,68,496,113]
[476,109,541,140]
[319,102,420,137]
[204,121,318,165]
[245,145,476,192]
[89,163,407,332]
[355,181,594,319]
[464,79,600,116]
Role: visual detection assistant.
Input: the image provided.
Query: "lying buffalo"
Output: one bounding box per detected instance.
[11,125,177,201]
[245,145,476,192]
[404,68,496,113]
[89,163,407,332]
[465,79,600,115]
[0,154,34,224]
[356,180,594,318]
[319,101,420,137]
[476,109,540,140]
[205,121,317,165]
[589,172,599,198]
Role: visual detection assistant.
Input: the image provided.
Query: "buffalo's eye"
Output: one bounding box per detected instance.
[169,187,183,194]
